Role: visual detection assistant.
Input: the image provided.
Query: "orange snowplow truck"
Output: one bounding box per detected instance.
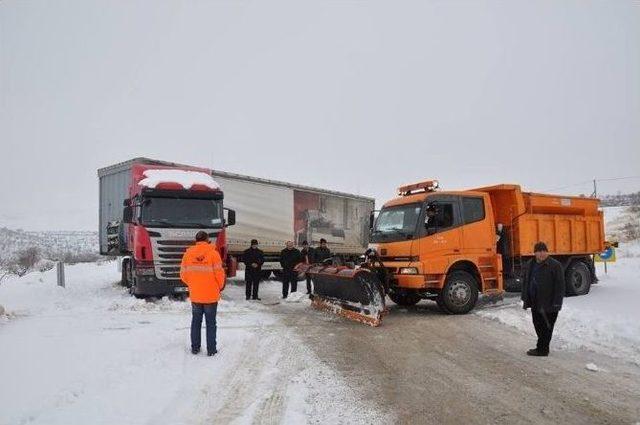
[368,180,605,314]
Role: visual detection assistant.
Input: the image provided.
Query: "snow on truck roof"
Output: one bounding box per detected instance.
[139,169,220,190]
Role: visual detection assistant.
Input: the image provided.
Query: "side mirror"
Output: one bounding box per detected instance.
[225,208,236,226]
[122,206,133,224]
[369,211,375,229]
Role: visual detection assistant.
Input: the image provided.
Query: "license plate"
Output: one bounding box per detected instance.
[174,287,188,293]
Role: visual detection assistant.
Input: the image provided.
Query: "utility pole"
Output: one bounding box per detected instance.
[592,179,597,198]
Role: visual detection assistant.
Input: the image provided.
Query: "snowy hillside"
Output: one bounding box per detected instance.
[0,227,98,262]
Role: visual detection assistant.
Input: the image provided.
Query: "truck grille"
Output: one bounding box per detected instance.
[148,229,218,280]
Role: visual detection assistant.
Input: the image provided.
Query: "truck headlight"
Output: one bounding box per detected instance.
[399,267,418,275]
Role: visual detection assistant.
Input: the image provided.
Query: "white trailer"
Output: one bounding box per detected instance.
[212,170,375,274]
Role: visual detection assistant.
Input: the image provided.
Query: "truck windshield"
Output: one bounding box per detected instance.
[371,203,422,242]
[140,197,223,228]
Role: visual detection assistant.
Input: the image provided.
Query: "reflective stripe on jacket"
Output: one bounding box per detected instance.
[180,241,226,303]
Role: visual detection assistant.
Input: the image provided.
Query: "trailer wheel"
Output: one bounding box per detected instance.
[389,291,421,307]
[441,271,479,314]
[566,261,591,296]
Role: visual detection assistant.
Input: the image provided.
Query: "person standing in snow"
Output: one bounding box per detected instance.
[300,240,315,294]
[180,231,226,356]
[313,238,332,264]
[242,239,264,301]
[521,242,565,357]
[279,241,302,299]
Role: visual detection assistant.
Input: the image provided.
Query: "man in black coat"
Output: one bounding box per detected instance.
[300,240,315,294]
[243,239,264,301]
[521,241,565,356]
[313,238,332,264]
[280,241,302,299]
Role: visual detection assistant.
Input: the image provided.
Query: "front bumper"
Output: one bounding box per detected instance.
[132,275,188,296]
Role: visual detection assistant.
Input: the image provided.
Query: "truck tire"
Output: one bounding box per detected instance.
[441,271,479,314]
[436,295,452,314]
[565,261,591,296]
[272,270,283,281]
[389,291,421,307]
[121,259,132,288]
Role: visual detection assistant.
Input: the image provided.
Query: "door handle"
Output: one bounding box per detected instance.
[453,249,460,253]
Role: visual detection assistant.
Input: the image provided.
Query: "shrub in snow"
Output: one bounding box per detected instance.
[15,247,41,276]
[61,251,101,265]
[0,304,5,316]
[36,259,55,273]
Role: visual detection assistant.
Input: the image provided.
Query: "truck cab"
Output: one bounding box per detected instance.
[370,180,503,313]
[99,159,237,298]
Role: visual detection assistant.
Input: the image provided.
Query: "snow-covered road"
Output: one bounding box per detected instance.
[0,263,390,425]
[2,241,640,424]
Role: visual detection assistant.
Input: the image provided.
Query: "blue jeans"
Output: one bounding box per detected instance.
[191,302,218,353]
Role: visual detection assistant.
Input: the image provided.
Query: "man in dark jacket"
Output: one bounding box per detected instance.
[521,241,565,356]
[300,240,315,294]
[313,238,332,264]
[280,241,302,298]
[243,239,264,301]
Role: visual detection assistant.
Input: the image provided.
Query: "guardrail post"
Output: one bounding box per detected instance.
[57,262,65,288]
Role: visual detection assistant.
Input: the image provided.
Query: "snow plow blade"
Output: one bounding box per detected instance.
[303,265,387,327]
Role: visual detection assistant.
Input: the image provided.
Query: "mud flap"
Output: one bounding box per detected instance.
[304,265,387,327]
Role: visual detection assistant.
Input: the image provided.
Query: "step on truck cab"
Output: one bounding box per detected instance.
[369,180,605,313]
[98,158,237,298]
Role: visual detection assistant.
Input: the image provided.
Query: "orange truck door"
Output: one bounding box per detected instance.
[460,195,495,255]
[419,195,463,270]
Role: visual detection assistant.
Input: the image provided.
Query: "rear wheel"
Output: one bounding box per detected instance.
[441,271,479,314]
[565,261,591,296]
[389,291,421,306]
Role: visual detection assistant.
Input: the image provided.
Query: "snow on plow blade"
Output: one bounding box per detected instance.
[305,265,387,327]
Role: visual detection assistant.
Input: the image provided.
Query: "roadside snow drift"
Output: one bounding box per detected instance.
[476,240,640,365]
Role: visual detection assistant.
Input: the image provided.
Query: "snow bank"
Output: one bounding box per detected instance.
[139,169,220,190]
[476,255,640,365]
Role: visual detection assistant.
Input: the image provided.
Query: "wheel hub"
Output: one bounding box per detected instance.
[448,281,470,306]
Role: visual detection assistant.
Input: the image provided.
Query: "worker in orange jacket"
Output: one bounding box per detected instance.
[180,231,226,356]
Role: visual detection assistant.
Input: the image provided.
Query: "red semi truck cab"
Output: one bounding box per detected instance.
[98,158,237,298]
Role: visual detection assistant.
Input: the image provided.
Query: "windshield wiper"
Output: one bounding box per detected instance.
[177,222,212,228]
[144,220,179,227]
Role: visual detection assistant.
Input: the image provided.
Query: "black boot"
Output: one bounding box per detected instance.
[527,348,548,357]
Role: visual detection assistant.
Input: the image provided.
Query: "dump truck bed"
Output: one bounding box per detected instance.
[473,184,605,256]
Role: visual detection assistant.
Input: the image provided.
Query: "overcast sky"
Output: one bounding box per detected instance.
[1,1,639,231]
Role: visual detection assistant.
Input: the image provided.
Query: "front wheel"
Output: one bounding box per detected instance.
[121,258,132,288]
[440,271,479,314]
[389,291,421,306]
[565,261,591,296]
